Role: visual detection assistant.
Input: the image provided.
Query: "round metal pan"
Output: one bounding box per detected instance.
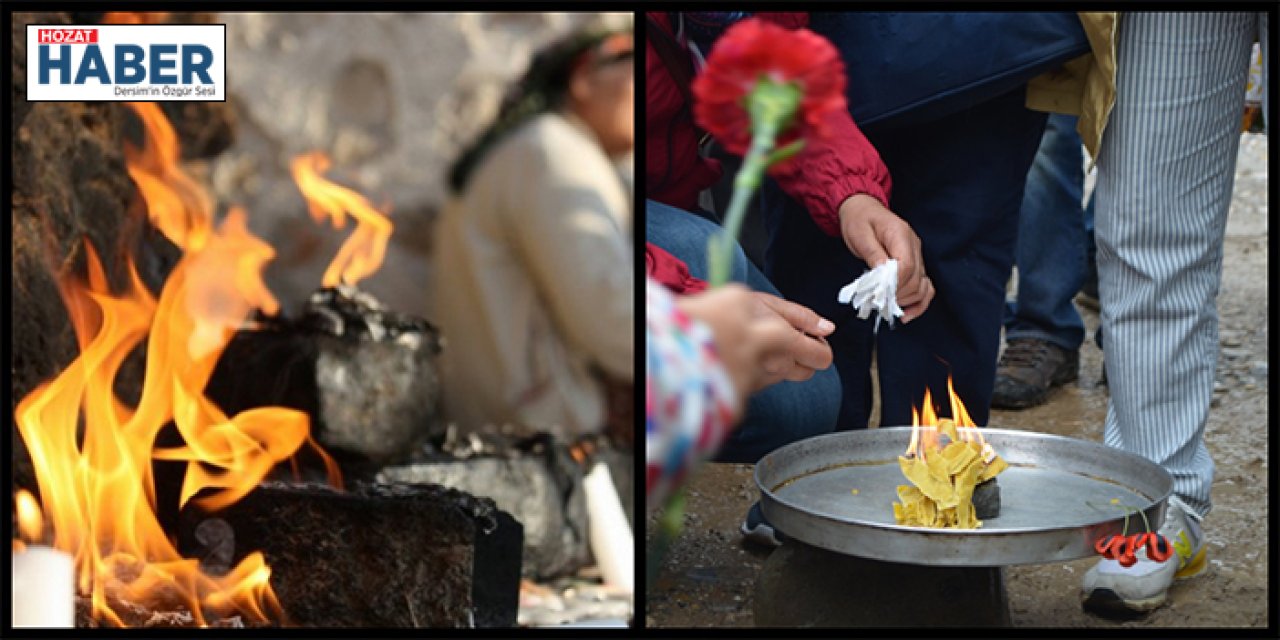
[755,427,1172,567]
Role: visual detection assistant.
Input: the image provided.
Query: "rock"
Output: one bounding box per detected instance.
[204,286,445,466]
[1220,332,1244,347]
[1221,347,1251,360]
[379,453,590,580]
[1250,361,1267,379]
[973,477,1000,520]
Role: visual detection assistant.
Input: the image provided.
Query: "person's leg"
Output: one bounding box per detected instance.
[1004,113,1088,351]
[868,86,1048,427]
[1084,11,1256,615]
[646,199,752,286]
[1095,10,1253,521]
[646,199,841,461]
[762,179,876,431]
[993,113,1088,408]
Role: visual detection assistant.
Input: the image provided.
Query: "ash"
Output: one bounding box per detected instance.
[74,595,249,628]
[299,284,441,347]
[518,572,633,627]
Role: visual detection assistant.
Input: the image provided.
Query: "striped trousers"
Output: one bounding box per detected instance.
[1096,12,1267,519]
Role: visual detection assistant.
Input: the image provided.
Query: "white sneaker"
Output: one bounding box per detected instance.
[1081,495,1208,617]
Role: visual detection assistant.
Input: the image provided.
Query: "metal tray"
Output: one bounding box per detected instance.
[755,427,1172,567]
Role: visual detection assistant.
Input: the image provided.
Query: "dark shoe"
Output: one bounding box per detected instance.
[991,338,1079,409]
[741,501,783,548]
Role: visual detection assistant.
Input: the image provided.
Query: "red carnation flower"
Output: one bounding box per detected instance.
[691,18,847,165]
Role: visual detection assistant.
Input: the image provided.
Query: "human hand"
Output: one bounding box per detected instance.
[747,291,835,386]
[837,194,934,323]
[675,285,799,414]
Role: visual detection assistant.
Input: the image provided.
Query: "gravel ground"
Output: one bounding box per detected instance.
[645,132,1269,629]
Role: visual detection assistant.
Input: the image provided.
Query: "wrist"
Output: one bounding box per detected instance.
[837,193,884,228]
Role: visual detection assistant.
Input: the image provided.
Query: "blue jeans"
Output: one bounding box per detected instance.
[646,199,841,463]
[1003,113,1095,351]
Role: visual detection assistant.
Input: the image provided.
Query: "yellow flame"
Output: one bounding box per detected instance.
[907,377,986,457]
[15,489,44,543]
[12,103,340,626]
[289,152,394,288]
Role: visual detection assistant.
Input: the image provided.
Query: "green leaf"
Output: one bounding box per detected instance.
[765,139,806,167]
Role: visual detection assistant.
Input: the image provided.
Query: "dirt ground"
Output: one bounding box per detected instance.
[645,133,1269,629]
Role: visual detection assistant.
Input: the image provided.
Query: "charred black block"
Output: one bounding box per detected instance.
[974,477,1000,521]
[205,285,445,465]
[178,481,522,628]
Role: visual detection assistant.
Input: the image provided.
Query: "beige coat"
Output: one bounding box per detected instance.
[430,112,633,440]
[1026,11,1119,162]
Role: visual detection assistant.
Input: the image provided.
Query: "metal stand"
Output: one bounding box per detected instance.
[754,539,1011,627]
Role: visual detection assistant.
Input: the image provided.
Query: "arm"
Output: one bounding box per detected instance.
[504,121,634,382]
[769,110,893,237]
[645,242,708,294]
[645,279,736,510]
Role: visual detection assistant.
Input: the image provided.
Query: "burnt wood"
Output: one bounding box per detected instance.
[178,481,522,627]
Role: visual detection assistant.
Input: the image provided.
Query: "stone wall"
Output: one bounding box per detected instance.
[205,12,632,319]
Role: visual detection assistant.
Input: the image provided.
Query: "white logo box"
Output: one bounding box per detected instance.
[27,23,226,102]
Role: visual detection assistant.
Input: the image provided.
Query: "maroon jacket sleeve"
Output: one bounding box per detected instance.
[758,12,894,238]
[645,242,708,294]
[769,110,893,237]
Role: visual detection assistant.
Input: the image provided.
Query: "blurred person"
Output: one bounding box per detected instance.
[1081,11,1268,616]
[432,25,634,441]
[645,279,798,510]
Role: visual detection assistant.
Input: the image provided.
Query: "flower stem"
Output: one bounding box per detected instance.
[646,490,686,590]
[707,79,802,287]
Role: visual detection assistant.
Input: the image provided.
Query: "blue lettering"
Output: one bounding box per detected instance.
[115,45,146,84]
[150,44,178,84]
[182,45,214,84]
[38,45,72,84]
[73,45,110,84]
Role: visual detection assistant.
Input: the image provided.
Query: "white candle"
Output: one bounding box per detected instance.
[12,545,75,628]
[582,462,633,596]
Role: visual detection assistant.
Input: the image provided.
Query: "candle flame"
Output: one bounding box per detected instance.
[15,489,44,544]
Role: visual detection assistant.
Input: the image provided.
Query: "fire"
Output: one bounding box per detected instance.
[894,377,1006,529]
[16,488,44,544]
[12,103,337,626]
[289,152,394,288]
[122,102,214,251]
[905,377,989,461]
[103,12,170,25]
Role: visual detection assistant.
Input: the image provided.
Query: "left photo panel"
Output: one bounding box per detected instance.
[9,9,635,629]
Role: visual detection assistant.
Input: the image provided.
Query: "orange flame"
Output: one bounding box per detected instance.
[103,12,170,25]
[289,152,393,288]
[122,102,214,252]
[12,103,339,626]
[15,488,44,544]
[905,376,987,459]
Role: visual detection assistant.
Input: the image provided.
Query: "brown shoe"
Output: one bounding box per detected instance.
[991,338,1079,409]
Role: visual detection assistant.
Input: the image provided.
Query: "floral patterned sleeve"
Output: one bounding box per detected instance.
[646,278,738,511]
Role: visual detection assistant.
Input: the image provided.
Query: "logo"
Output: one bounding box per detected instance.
[27,24,226,101]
